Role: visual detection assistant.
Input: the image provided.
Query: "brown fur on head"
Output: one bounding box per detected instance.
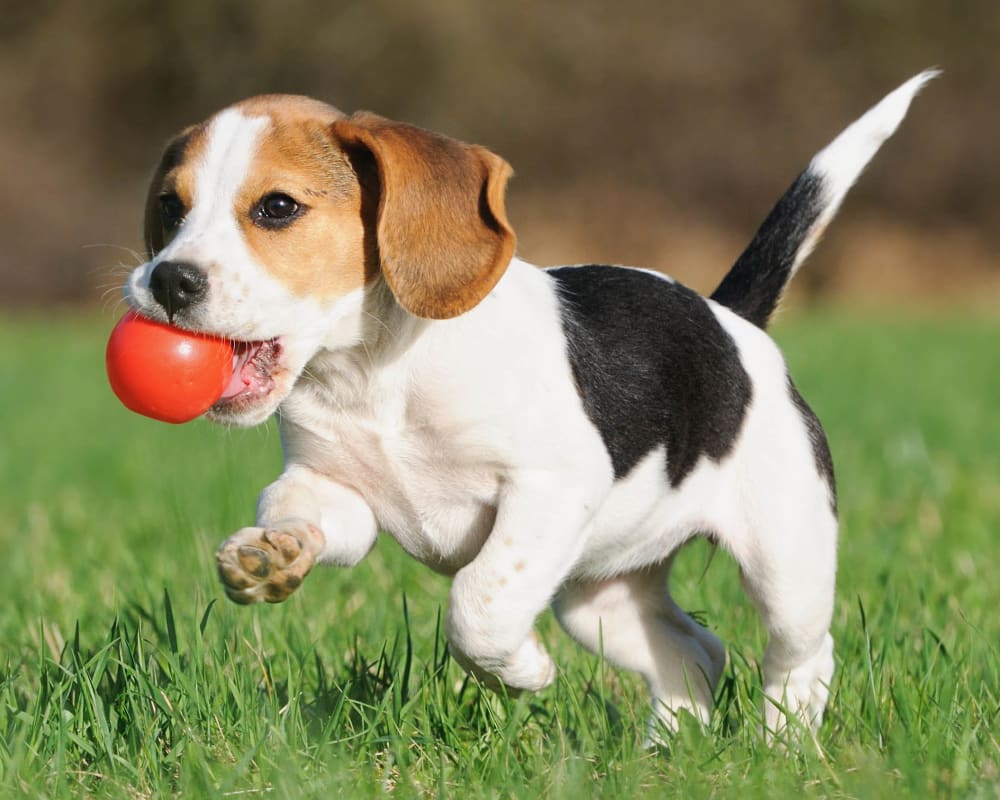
[142,98,515,319]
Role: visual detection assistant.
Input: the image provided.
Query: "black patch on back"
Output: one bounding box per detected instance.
[550,265,753,486]
[788,376,837,514]
[710,170,824,329]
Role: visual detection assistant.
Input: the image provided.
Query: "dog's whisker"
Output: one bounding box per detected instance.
[97,293,127,311]
[83,242,147,266]
[298,366,321,384]
[96,283,125,297]
[90,262,139,303]
[362,310,394,340]
[358,340,377,371]
[91,264,133,279]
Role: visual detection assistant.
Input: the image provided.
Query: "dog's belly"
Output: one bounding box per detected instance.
[369,474,500,576]
[572,446,739,580]
[294,419,742,581]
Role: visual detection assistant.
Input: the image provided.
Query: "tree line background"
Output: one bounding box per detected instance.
[1,0,996,308]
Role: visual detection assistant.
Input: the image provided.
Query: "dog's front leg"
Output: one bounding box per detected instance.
[215,464,377,604]
[445,475,595,692]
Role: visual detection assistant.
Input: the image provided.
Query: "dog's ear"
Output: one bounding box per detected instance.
[331,112,516,320]
[143,128,196,258]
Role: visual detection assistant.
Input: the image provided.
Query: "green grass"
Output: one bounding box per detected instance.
[0,309,998,798]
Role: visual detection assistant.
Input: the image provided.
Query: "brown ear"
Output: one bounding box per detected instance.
[143,127,196,258]
[331,112,516,319]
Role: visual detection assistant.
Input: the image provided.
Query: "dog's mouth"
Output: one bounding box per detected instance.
[213,338,283,410]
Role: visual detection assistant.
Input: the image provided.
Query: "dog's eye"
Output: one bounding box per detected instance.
[159,193,185,231]
[254,193,303,229]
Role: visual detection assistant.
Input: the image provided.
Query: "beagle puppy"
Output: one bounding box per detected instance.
[124,72,934,738]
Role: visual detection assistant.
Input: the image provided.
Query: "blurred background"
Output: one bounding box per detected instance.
[1,0,997,310]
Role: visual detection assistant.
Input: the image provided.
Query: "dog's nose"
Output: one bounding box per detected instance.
[149,261,208,318]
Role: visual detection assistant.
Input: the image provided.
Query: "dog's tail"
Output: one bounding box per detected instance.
[710,70,938,329]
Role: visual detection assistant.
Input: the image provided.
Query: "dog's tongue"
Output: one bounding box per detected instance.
[219,343,264,400]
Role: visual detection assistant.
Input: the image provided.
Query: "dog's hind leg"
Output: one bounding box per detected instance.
[733,497,838,737]
[553,558,726,740]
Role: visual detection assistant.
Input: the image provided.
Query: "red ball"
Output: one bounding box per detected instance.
[106,310,235,424]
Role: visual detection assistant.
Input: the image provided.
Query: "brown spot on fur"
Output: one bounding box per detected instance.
[514,561,526,572]
[234,98,378,300]
[503,536,513,547]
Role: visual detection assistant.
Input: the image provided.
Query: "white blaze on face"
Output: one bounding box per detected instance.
[182,109,270,259]
[152,110,274,338]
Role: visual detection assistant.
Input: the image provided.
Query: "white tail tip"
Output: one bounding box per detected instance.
[810,68,940,200]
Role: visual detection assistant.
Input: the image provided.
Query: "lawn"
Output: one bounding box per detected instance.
[0,310,997,798]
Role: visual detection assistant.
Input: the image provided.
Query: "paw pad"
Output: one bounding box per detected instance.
[216,525,320,604]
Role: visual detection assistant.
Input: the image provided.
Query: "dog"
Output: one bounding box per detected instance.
[124,71,934,737]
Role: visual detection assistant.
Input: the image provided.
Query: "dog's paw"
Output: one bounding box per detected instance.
[501,632,558,692]
[764,633,835,738]
[215,523,323,604]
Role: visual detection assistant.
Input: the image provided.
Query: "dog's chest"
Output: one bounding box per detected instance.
[282,384,501,573]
